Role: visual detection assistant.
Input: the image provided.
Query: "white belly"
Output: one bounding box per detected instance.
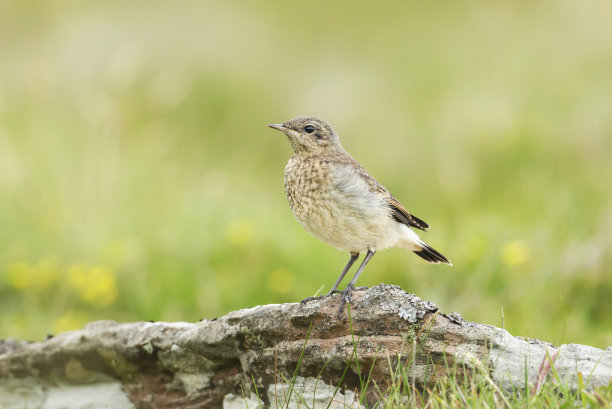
[284,156,422,253]
[290,185,420,253]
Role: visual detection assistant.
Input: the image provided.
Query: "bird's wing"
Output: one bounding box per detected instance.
[387,197,429,231]
[331,156,430,231]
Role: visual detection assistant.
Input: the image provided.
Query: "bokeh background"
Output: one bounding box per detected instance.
[1,0,611,347]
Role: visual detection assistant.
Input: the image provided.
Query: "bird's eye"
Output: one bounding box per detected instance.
[304,125,316,134]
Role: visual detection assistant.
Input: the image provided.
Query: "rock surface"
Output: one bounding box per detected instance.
[1,284,611,408]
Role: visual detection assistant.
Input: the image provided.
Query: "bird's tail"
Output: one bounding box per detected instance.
[414,241,452,265]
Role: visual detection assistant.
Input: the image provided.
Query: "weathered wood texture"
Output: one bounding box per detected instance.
[1,285,611,408]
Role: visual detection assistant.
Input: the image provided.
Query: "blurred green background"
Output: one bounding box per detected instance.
[1,0,611,347]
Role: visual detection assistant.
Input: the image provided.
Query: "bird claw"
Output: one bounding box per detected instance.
[300,295,324,305]
[300,289,341,305]
[336,286,354,318]
[301,285,362,318]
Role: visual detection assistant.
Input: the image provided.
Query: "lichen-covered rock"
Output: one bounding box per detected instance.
[1,284,610,408]
[265,376,364,409]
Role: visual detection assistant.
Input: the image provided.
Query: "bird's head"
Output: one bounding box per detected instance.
[269,116,341,155]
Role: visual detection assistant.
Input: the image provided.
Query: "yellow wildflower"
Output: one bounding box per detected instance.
[267,268,294,295]
[225,218,253,246]
[500,240,530,267]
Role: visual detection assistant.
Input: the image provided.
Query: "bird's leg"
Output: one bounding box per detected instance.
[337,250,376,318]
[301,252,359,304]
[326,252,360,295]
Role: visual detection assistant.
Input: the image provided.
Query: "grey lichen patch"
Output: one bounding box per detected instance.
[400,324,432,355]
[175,372,214,396]
[445,312,466,326]
[397,304,422,323]
[490,340,612,393]
[223,392,262,409]
[141,341,154,355]
[44,382,135,409]
[361,340,380,354]
[96,347,137,376]
[239,326,267,349]
[64,358,113,383]
[0,378,45,409]
[158,344,216,374]
[454,343,484,366]
[0,339,29,356]
[83,320,118,331]
[267,376,364,409]
[401,327,418,344]
[362,284,437,323]
[0,379,135,409]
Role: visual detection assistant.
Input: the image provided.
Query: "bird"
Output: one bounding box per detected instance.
[269,116,451,316]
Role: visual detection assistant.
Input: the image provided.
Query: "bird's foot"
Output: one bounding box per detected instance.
[336,285,355,319]
[300,290,341,305]
[353,286,369,291]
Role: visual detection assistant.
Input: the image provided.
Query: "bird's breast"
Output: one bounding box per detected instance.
[283,157,399,252]
[284,158,334,224]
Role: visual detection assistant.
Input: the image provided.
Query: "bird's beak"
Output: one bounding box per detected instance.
[268,123,287,132]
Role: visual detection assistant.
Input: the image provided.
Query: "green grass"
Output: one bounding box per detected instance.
[379,355,612,409]
[1,0,612,349]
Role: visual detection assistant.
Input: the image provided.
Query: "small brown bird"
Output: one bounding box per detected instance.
[269,116,451,316]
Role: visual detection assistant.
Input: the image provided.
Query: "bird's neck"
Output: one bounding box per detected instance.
[290,145,348,162]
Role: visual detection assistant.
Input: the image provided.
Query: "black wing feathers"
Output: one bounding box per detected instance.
[388,199,429,231]
[413,243,451,264]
